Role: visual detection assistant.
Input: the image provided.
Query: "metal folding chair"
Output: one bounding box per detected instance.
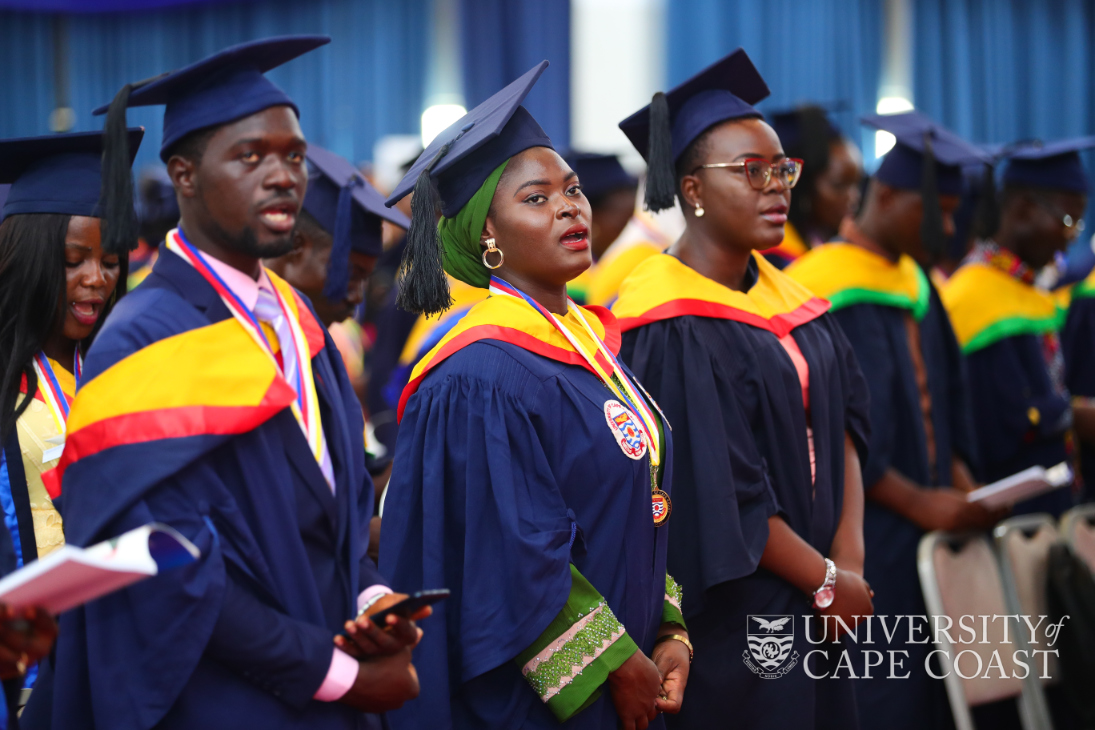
[1059,504,1095,574]
[918,529,1052,730]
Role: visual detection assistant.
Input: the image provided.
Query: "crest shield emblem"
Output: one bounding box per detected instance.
[604,400,647,459]
[743,615,799,678]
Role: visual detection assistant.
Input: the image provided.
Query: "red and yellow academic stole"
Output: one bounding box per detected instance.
[488,276,670,525]
[164,229,326,470]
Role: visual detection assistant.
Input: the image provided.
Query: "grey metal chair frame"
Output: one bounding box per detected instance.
[918,529,1050,730]
[993,514,1059,730]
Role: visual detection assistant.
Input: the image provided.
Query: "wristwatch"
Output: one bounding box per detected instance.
[812,558,837,610]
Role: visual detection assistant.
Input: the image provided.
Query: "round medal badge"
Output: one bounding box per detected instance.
[652,489,672,526]
[604,399,647,460]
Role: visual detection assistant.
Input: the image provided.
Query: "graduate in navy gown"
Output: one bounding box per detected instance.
[23,38,426,730]
[789,112,1006,730]
[946,138,1095,513]
[613,49,874,730]
[379,62,691,730]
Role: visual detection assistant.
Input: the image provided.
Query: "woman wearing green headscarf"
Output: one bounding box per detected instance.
[378,63,691,730]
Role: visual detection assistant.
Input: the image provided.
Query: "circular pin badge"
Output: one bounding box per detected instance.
[604,399,647,460]
[652,489,672,526]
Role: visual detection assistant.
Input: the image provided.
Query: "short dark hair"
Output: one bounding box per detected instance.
[163,125,217,166]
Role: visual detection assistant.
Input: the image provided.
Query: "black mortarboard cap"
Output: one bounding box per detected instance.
[1001,137,1095,194]
[0,130,144,220]
[564,151,637,202]
[862,111,987,196]
[767,105,842,152]
[93,35,329,256]
[618,49,769,212]
[386,61,554,316]
[862,111,988,261]
[303,144,409,301]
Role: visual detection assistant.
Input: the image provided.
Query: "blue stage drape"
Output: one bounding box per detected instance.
[0,0,430,172]
[459,0,571,148]
[665,0,884,151]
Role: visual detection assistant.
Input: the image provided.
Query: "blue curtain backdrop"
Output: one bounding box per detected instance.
[666,0,884,152]
[0,0,431,173]
[459,0,570,148]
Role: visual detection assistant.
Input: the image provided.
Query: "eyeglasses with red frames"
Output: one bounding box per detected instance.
[692,158,805,190]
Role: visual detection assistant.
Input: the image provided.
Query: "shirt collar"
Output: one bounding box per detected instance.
[196,247,276,312]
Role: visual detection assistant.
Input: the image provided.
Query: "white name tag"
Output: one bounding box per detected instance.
[42,444,64,463]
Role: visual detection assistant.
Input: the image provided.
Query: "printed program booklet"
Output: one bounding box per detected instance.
[0,523,200,613]
[966,462,1072,509]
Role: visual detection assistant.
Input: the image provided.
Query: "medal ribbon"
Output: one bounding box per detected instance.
[31,352,79,435]
[488,276,660,468]
[165,229,326,467]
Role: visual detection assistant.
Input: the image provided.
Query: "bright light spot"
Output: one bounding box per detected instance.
[421,104,467,148]
[875,131,897,158]
[874,97,914,158]
[876,97,914,115]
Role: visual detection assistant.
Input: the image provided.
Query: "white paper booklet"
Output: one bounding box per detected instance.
[966,462,1073,510]
[0,523,200,614]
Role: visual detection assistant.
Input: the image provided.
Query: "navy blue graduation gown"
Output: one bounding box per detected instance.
[619,304,870,729]
[1062,296,1095,500]
[830,282,976,730]
[22,250,385,730]
[967,333,1074,515]
[380,340,672,730]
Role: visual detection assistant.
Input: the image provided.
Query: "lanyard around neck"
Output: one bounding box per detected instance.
[487,275,661,467]
[164,228,325,466]
[31,352,80,435]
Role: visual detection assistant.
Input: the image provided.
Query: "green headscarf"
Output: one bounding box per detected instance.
[437,159,509,288]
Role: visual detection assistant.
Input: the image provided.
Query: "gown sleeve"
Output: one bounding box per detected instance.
[832,306,899,488]
[824,314,872,463]
[967,336,1072,469]
[1063,298,1095,398]
[380,344,610,700]
[514,565,638,721]
[619,319,781,612]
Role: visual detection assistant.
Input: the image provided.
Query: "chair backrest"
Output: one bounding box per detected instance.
[994,514,1062,685]
[1060,504,1095,575]
[919,530,1054,730]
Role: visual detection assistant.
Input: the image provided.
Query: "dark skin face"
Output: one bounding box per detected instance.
[856,180,960,264]
[590,186,638,261]
[481,147,592,315]
[997,189,1087,270]
[41,216,120,373]
[264,227,378,327]
[811,139,863,239]
[673,118,790,291]
[168,106,308,278]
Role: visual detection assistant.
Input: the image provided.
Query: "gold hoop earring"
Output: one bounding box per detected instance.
[482,237,504,269]
[694,205,705,218]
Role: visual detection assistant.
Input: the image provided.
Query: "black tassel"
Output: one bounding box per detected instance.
[920,132,945,263]
[98,83,138,255]
[973,162,998,240]
[396,144,454,316]
[644,92,677,213]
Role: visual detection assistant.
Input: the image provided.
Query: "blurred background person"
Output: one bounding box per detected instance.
[763,105,863,268]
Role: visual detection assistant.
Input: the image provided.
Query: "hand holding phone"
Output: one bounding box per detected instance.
[334,589,448,659]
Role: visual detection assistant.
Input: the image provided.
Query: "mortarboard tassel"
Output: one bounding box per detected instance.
[974,161,999,240]
[644,92,677,213]
[98,72,167,256]
[920,132,945,263]
[322,175,361,302]
[396,143,455,316]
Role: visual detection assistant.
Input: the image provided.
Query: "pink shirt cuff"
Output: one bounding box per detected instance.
[357,584,393,614]
[314,648,359,702]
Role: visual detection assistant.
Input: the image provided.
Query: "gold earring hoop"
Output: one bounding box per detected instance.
[694,204,705,218]
[482,237,504,269]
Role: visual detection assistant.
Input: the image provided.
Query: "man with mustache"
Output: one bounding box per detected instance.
[24,37,424,730]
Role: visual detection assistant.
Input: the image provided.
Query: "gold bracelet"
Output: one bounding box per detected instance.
[654,633,693,663]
